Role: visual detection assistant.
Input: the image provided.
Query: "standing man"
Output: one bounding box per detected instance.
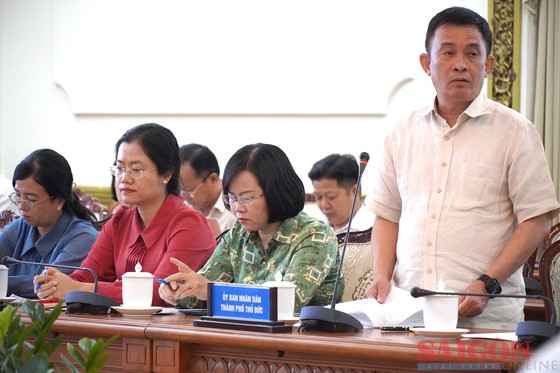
[180,144,236,236]
[308,154,374,235]
[366,6,560,329]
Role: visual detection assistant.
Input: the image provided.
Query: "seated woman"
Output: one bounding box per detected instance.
[0,149,99,298]
[159,143,342,313]
[34,123,216,306]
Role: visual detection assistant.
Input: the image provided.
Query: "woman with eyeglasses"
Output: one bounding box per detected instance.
[34,123,216,306]
[0,149,99,298]
[158,143,342,313]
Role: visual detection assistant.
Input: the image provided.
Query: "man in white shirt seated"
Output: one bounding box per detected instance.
[308,153,374,235]
[179,144,236,236]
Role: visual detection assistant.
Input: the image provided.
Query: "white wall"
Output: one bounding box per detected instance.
[0,0,487,194]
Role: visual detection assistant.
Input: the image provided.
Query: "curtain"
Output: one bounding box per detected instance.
[526,0,560,224]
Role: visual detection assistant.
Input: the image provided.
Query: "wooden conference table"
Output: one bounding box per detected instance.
[21,311,531,373]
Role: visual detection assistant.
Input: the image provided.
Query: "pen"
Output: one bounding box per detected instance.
[35,269,47,293]
[380,326,416,332]
[156,278,187,285]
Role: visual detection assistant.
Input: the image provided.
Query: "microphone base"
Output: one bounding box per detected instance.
[299,306,363,332]
[516,320,560,349]
[65,291,119,315]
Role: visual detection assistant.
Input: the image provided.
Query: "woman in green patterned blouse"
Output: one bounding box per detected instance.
[159,143,343,312]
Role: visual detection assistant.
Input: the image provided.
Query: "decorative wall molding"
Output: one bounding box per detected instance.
[489,0,521,109]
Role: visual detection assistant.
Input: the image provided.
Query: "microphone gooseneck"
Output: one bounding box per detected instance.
[330,153,368,311]
[299,152,370,332]
[410,286,559,348]
[3,256,99,293]
[2,255,118,314]
[410,286,557,325]
[410,287,436,298]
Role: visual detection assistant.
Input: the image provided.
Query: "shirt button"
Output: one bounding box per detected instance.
[441,162,447,167]
[426,241,432,247]
[431,214,436,219]
[436,188,443,193]
[426,268,433,274]
[444,135,450,141]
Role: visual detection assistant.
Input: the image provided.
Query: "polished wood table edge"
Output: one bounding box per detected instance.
[142,316,525,364]
[20,313,150,339]
[21,312,528,367]
[145,323,417,361]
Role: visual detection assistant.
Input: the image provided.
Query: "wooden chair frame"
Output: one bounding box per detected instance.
[336,227,373,301]
[539,239,560,325]
[336,227,372,246]
[544,222,560,250]
[0,209,19,231]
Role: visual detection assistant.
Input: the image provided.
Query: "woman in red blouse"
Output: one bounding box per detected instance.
[34,123,216,306]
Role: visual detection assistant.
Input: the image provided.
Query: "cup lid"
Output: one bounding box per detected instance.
[122,271,154,278]
[262,281,296,288]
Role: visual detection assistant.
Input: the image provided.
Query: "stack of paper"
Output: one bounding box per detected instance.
[334,286,424,328]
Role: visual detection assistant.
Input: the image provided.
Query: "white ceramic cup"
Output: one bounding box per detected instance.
[121,271,154,308]
[0,264,8,298]
[262,281,296,320]
[423,295,459,330]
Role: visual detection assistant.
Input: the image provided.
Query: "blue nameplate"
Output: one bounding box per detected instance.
[208,283,278,321]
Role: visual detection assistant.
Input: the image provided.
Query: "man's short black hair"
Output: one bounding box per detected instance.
[308,154,358,190]
[425,6,493,56]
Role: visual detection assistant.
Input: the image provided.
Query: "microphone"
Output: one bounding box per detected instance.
[358,151,370,174]
[410,286,559,349]
[299,152,370,332]
[2,256,119,314]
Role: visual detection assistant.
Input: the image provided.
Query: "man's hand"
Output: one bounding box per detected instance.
[366,278,391,303]
[458,280,488,318]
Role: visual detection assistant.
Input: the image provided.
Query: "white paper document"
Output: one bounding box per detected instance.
[333,286,424,328]
[460,332,518,341]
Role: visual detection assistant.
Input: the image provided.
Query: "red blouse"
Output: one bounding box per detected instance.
[71,194,216,306]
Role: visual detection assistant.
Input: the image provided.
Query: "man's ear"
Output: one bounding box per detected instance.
[419,53,431,76]
[484,55,495,77]
[207,172,220,184]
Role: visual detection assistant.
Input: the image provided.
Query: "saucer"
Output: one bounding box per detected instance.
[409,327,470,338]
[0,297,16,304]
[280,316,300,325]
[111,306,163,316]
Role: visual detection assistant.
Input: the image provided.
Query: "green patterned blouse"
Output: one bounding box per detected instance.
[177,211,342,312]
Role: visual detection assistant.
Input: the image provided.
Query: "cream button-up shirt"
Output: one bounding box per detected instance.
[367,93,560,329]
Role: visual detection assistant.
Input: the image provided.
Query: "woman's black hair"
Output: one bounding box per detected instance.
[222,143,305,223]
[12,148,99,228]
[115,123,181,196]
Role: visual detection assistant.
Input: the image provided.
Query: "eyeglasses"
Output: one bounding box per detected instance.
[222,193,264,207]
[9,192,55,211]
[181,177,208,199]
[110,165,155,179]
